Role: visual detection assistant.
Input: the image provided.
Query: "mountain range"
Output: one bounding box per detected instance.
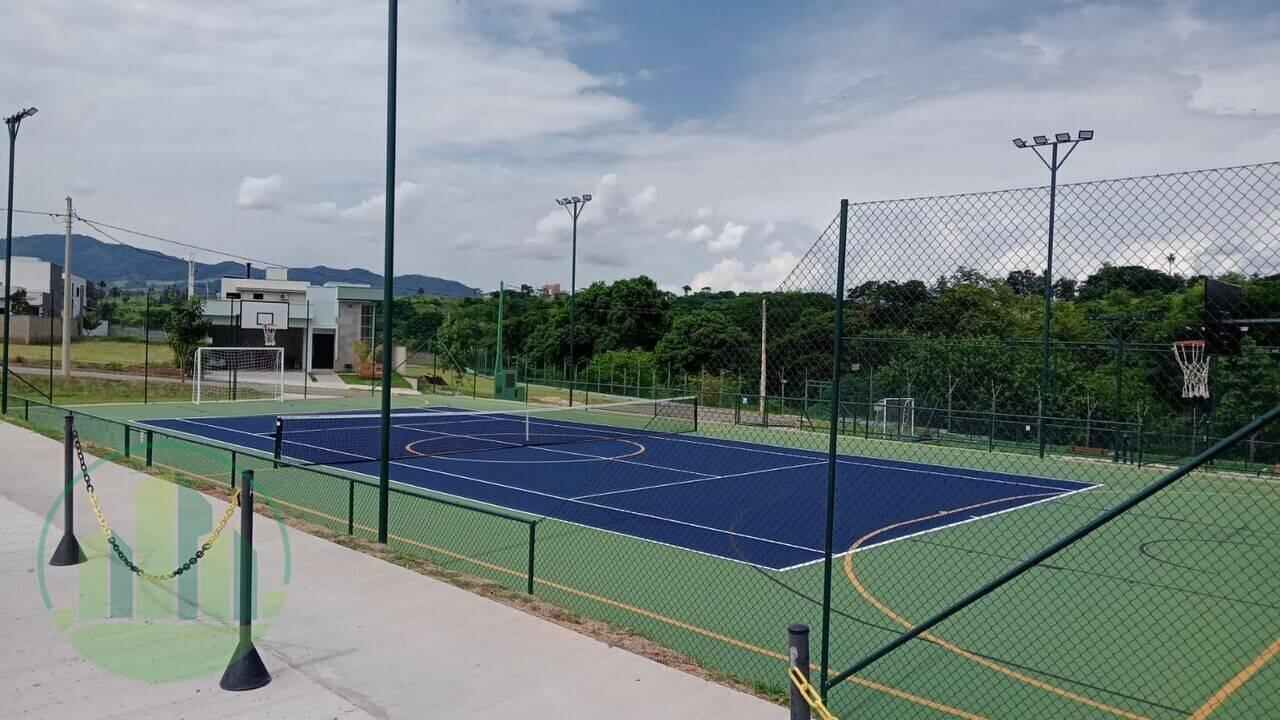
[8,234,480,297]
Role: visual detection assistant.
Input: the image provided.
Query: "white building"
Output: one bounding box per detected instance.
[202,268,382,372]
[0,256,87,318]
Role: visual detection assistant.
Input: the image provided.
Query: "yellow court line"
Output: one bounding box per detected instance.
[1188,633,1280,719]
[841,494,1150,720]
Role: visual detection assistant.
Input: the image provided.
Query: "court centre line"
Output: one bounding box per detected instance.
[280,411,716,478]
[571,461,827,500]
[166,417,826,557]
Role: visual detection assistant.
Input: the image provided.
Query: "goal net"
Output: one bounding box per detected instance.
[193,347,285,404]
[873,397,915,437]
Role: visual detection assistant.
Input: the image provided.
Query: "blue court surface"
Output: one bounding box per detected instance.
[140,407,1096,570]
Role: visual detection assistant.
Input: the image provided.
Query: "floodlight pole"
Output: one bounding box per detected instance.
[1012,131,1091,458]
[2,107,37,415]
[557,195,591,406]
[376,0,398,544]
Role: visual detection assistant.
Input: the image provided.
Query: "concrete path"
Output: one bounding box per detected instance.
[0,421,785,720]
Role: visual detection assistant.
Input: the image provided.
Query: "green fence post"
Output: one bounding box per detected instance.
[124,425,131,458]
[818,199,849,700]
[527,522,536,595]
[230,451,237,488]
[348,480,355,535]
[145,429,153,467]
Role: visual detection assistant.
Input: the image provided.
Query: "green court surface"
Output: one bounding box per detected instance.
[10,390,1278,719]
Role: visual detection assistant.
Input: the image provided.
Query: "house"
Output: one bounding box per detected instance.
[202,268,382,372]
[0,256,87,319]
[540,283,561,297]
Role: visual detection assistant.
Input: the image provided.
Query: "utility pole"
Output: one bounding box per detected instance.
[61,196,72,377]
[188,255,196,298]
[758,297,767,414]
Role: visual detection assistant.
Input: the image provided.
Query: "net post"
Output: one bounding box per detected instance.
[220,469,271,691]
[49,413,85,566]
[272,417,283,468]
[788,623,811,720]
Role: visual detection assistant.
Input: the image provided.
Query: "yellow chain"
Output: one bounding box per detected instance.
[75,431,240,581]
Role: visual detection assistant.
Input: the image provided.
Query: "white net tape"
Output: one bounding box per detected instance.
[1173,341,1210,399]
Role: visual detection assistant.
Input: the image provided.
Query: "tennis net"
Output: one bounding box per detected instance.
[273,396,699,466]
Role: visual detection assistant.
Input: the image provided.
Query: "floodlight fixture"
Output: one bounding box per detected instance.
[4,107,37,125]
[582,194,592,201]
[1033,135,1049,145]
[1013,138,1027,148]
[572,196,581,203]
[1055,132,1071,142]
[1078,130,1094,140]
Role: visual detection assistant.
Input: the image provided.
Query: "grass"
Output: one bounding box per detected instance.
[6,375,193,405]
[337,372,414,389]
[6,338,176,373]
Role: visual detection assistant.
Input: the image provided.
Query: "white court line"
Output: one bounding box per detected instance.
[154,414,1097,572]
[649,432,1089,493]
[277,407,713,477]
[572,461,827,500]
[163,417,820,556]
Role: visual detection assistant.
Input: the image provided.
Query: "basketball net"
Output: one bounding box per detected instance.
[261,324,277,347]
[1173,340,1209,399]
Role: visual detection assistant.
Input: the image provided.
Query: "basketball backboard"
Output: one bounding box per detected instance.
[237,300,289,330]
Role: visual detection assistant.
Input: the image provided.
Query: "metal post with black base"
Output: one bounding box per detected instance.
[220,468,271,691]
[48,413,85,566]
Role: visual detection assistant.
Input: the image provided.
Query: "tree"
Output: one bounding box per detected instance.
[655,310,749,374]
[6,288,34,315]
[682,285,691,296]
[1005,270,1042,295]
[164,299,213,379]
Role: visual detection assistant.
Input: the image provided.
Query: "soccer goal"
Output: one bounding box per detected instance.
[873,397,915,437]
[193,347,285,404]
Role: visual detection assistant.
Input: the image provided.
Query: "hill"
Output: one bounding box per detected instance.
[8,234,480,297]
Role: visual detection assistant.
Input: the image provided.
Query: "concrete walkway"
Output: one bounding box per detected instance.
[0,421,785,720]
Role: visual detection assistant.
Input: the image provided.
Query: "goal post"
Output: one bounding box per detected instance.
[193,347,285,404]
[873,397,915,437]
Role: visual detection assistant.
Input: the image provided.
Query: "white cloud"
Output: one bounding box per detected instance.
[689,246,801,292]
[4,1,1279,292]
[236,175,284,209]
[707,222,748,252]
[1190,63,1280,115]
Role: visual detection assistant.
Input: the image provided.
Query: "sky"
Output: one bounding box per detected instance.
[3,0,1279,293]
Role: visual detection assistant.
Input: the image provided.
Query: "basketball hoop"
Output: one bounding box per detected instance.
[260,324,277,347]
[1172,340,1209,399]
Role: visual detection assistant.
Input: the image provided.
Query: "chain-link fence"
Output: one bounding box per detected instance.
[4,160,1277,718]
